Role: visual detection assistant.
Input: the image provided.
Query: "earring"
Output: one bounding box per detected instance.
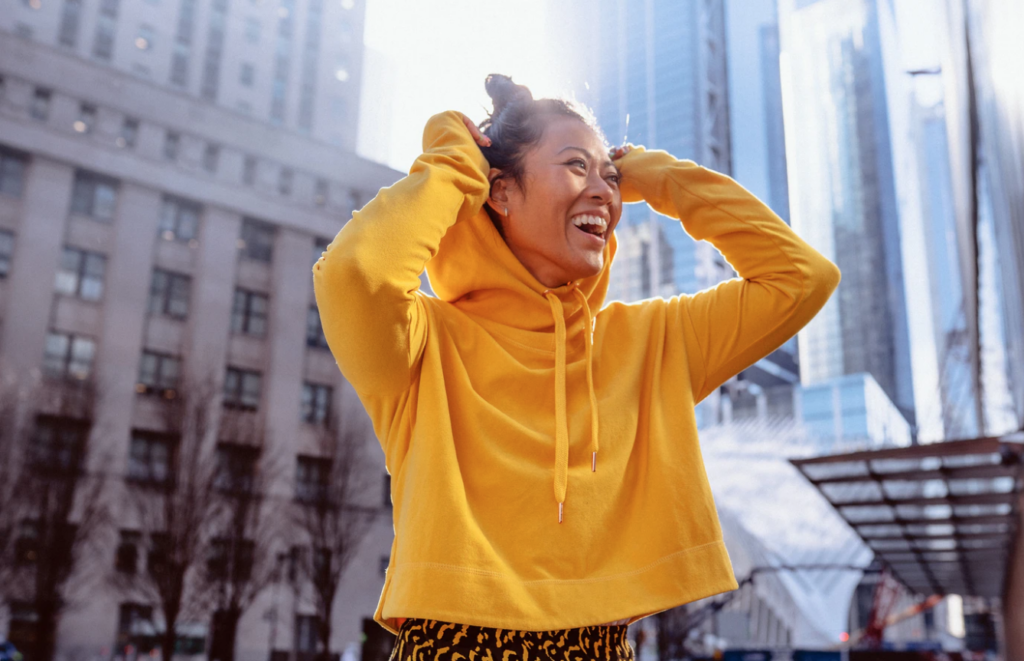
[504,207,508,217]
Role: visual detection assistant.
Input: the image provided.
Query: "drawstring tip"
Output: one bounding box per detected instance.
[592,451,597,472]
[558,502,563,523]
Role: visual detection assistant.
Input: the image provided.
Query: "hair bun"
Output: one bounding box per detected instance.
[485,74,533,114]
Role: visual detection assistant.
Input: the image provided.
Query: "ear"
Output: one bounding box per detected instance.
[486,167,510,214]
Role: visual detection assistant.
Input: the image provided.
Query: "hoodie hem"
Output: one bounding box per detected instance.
[373,539,737,634]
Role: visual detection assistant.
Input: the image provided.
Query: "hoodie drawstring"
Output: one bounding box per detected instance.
[543,283,600,524]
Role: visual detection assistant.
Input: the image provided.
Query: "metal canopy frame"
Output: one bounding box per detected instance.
[790,435,1024,597]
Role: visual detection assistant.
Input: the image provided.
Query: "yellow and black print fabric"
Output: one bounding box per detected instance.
[389,618,636,661]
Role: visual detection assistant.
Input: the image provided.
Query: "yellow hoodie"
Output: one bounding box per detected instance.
[313,111,840,633]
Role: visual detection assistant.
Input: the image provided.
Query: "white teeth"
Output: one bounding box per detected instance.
[571,214,607,231]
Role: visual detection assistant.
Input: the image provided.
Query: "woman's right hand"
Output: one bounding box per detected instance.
[459,113,492,147]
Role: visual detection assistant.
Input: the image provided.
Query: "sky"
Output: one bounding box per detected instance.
[356,0,583,171]
[357,0,950,173]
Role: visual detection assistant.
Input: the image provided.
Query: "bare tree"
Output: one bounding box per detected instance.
[0,375,109,661]
[112,376,221,661]
[202,409,282,661]
[0,371,28,590]
[292,419,378,661]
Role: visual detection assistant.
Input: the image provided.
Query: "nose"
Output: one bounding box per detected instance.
[585,169,615,204]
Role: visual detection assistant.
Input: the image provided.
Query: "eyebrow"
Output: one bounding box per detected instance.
[557,145,618,170]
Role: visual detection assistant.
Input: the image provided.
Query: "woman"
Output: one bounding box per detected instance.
[313,74,840,660]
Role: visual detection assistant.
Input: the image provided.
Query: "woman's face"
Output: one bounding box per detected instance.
[486,116,623,289]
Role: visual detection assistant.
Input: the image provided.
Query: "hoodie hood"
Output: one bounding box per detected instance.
[425,201,618,329]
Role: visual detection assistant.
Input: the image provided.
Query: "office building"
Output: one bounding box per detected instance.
[777,0,916,426]
[0,2,402,658]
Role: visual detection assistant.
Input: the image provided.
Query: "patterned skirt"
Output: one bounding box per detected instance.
[388,618,635,661]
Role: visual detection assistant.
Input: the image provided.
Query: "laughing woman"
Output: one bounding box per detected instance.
[313,74,840,660]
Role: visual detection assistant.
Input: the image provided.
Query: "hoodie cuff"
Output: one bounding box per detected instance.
[421,111,491,181]
[613,144,701,207]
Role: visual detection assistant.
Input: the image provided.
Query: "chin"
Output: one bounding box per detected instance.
[569,258,604,282]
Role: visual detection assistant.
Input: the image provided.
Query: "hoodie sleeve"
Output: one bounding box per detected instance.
[613,145,841,403]
[312,111,490,402]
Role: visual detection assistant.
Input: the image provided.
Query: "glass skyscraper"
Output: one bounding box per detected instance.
[581,0,732,297]
[778,0,916,425]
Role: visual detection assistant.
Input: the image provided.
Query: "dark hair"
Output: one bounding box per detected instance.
[477,74,606,239]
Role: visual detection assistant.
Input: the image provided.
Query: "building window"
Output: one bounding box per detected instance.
[314,179,328,207]
[135,24,154,50]
[127,431,174,485]
[278,168,292,196]
[239,219,274,262]
[32,415,88,472]
[170,42,189,86]
[269,1,293,124]
[271,80,286,124]
[295,455,328,502]
[207,538,254,581]
[70,171,118,220]
[73,103,96,133]
[306,307,328,349]
[158,196,200,242]
[6,601,39,655]
[0,147,27,197]
[244,17,260,43]
[301,382,331,425]
[283,545,303,583]
[231,289,268,337]
[0,230,14,277]
[30,87,51,121]
[118,117,139,148]
[58,0,82,47]
[214,443,258,493]
[240,62,254,86]
[297,0,323,132]
[202,143,219,173]
[136,351,180,397]
[242,156,257,185]
[14,521,40,565]
[115,530,141,573]
[199,0,229,100]
[92,0,120,60]
[43,332,95,380]
[294,615,319,654]
[223,368,261,410]
[54,247,106,301]
[146,532,170,576]
[148,269,191,318]
[311,237,329,268]
[163,130,180,160]
[116,603,154,653]
[382,473,391,508]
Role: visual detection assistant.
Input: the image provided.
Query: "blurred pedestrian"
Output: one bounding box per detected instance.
[313,73,840,660]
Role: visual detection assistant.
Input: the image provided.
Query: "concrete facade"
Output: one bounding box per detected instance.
[2,0,365,150]
[0,15,402,661]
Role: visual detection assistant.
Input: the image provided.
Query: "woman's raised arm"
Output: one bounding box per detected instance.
[313,111,490,403]
[612,145,841,403]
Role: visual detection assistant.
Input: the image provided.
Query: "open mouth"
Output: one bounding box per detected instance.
[571,214,608,241]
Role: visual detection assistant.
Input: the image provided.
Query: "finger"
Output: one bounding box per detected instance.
[460,114,491,147]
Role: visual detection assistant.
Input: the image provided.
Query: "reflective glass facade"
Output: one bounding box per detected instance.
[778,0,915,423]
[586,0,731,296]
